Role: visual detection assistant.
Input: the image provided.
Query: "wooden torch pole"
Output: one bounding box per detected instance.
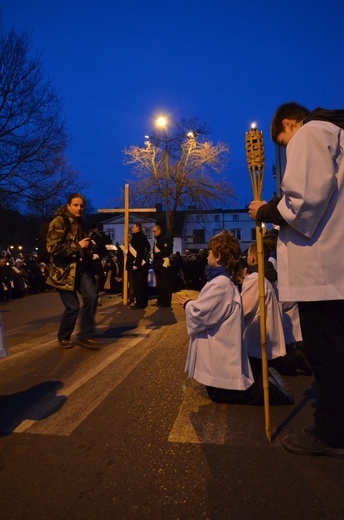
[245,124,271,443]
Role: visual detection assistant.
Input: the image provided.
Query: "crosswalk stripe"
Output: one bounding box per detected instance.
[14,326,158,435]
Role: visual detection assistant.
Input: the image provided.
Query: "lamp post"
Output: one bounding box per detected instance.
[156,116,171,237]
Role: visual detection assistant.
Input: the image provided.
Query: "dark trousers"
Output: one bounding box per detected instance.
[127,271,134,301]
[206,357,292,406]
[58,271,98,341]
[154,268,172,306]
[206,358,264,406]
[298,300,344,448]
[132,267,149,307]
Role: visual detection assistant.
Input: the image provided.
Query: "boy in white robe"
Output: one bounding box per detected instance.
[242,242,285,362]
[249,103,344,456]
[177,231,294,406]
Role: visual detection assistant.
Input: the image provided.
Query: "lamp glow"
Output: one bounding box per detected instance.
[156,116,168,128]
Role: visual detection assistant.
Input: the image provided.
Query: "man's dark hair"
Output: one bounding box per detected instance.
[67,192,86,205]
[154,222,163,232]
[271,102,310,143]
[133,222,143,231]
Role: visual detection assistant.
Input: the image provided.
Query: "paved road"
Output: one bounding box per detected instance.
[0,292,343,519]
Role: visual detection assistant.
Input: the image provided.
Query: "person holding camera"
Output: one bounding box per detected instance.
[46,193,102,349]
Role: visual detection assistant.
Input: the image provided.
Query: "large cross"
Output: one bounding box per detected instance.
[98,183,156,305]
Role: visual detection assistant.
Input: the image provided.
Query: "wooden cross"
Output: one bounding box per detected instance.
[98,183,156,305]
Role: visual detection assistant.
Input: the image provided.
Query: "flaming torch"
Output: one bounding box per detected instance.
[245,123,271,443]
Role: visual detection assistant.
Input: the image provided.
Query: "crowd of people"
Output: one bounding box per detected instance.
[0,240,210,305]
[0,250,50,301]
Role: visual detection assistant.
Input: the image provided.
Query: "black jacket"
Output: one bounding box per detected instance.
[152,234,173,270]
[126,230,150,271]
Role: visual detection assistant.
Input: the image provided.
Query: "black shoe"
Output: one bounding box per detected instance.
[77,337,104,349]
[286,342,313,375]
[58,338,74,349]
[269,354,297,376]
[282,432,344,458]
[130,304,146,309]
[268,367,294,405]
[302,425,315,434]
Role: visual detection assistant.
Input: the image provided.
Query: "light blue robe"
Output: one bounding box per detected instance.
[184,275,253,390]
[277,120,344,301]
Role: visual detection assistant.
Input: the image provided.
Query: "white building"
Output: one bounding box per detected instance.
[100,207,271,254]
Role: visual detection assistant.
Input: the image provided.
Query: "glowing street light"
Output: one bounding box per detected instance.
[156,116,168,129]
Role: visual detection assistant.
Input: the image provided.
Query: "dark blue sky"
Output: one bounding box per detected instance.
[2,0,344,211]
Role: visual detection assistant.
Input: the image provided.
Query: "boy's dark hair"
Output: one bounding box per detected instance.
[271,102,310,143]
[249,241,270,261]
[263,230,278,253]
[208,230,242,279]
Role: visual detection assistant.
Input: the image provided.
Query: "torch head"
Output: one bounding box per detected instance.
[245,127,265,172]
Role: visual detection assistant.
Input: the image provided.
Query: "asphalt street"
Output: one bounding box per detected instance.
[0,291,343,519]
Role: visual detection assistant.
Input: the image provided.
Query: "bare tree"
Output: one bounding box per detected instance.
[123,118,235,236]
[0,25,86,215]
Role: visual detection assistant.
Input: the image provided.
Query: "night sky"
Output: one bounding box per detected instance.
[1,0,344,211]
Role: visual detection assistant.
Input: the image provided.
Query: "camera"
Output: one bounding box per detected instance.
[88,231,100,251]
[87,230,109,257]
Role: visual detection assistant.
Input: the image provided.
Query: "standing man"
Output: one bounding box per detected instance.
[127,222,150,310]
[249,103,344,457]
[152,223,173,308]
[46,193,102,349]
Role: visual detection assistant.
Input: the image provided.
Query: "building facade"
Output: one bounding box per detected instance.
[101,207,270,254]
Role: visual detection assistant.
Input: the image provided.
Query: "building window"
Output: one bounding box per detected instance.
[107,228,115,242]
[145,228,152,239]
[214,214,220,222]
[232,214,239,221]
[193,229,205,243]
[230,229,241,240]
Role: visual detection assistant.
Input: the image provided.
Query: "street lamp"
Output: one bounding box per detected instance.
[155,116,171,237]
[156,116,168,129]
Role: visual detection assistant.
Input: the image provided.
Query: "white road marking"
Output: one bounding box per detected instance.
[14,326,159,435]
[168,380,228,444]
